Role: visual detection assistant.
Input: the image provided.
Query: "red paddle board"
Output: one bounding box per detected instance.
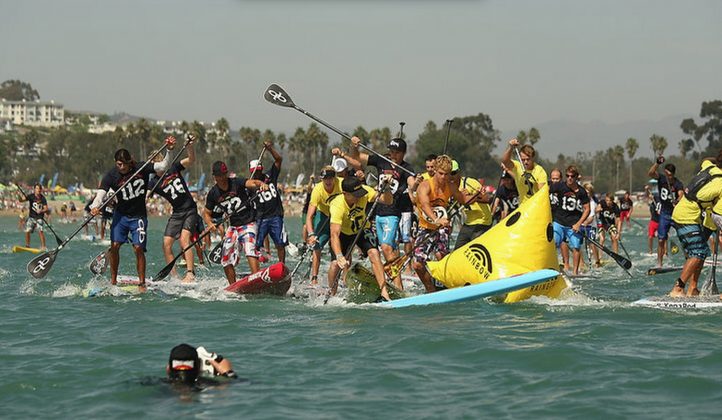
[224,262,291,296]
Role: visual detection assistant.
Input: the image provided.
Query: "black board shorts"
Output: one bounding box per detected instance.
[164,209,200,239]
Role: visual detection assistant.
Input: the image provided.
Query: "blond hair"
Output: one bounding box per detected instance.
[435,155,453,173]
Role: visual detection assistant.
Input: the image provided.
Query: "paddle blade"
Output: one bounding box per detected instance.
[27,251,57,279]
[383,254,409,279]
[209,242,223,264]
[154,262,175,281]
[264,84,295,108]
[89,250,108,275]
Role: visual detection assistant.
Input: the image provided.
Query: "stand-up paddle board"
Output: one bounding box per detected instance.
[632,295,722,309]
[647,266,684,276]
[377,269,559,308]
[345,263,405,303]
[225,262,291,295]
[12,245,43,254]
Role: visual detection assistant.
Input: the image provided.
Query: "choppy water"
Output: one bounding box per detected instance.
[0,216,720,419]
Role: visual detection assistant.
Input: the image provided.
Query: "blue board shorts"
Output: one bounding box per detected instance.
[657,211,673,240]
[257,216,288,249]
[553,221,583,250]
[399,211,413,244]
[312,211,331,250]
[675,223,711,260]
[110,213,148,251]
[375,215,400,249]
[579,225,596,241]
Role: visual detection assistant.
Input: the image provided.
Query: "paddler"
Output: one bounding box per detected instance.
[167,343,236,386]
[304,165,343,285]
[327,176,393,300]
[450,160,493,249]
[202,160,269,285]
[500,138,548,205]
[549,165,590,275]
[647,157,684,268]
[90,137,177,289]
[251,140,288,264]
[412,155,466,292]
[16,183,49,250]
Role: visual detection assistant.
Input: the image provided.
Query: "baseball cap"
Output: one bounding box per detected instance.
[342,177,368,198]
[212,161,229,176]
[388,138,407,152]
[332,157,348,173]
[249,159,264,173]
[320,165,336,179]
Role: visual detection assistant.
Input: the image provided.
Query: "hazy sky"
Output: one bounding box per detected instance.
[3,0,721,151]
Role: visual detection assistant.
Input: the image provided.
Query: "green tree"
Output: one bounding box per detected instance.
[613,145,625,190]
[678,139,694,158]
[681,100,722,154]
[650,134,668,156]
[625,137,639,192]
[0,80,40,101]
[528,127,541,147]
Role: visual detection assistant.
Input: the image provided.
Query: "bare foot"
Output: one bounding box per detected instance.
[181,271,195,283]
[686,288,700,297]
[669,287,685,298]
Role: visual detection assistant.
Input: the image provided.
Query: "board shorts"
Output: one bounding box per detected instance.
[257,216,288,249]
[657,211,673,240]
[25,217,44,233]
[192,217,206,242]
[619,210,630,221]
[674,223,711,260]
[580,225,596,241]
[375,215,400,249]
[330,229,378,260]
[553,221,583,250]
[110,213,148,250]
[399,211,414,243]
[647,220,659,238]
[164,209,200,239]
[221,223,258,267]
[312,211,331,250]
[455,223,491,250]
[414,226,450,264]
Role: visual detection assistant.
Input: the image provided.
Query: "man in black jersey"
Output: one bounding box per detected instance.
[251,141,287,264]
[597,193,622,254]
[17,183,49,249]
[550,166,590,275]
[343,136,415,290]
[153,135,200,282]
[90,137,177,288]
[647,157,684,267]
[203,160,269,285]
[492,171,519,221]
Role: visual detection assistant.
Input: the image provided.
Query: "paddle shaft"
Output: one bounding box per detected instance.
[442,119,453,155]
[290,216,331,282]
[585,235,633,276]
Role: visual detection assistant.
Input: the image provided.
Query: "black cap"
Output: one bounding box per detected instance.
[342,177,368,198]
[388,138,407,152]
[502,171,513,179]
[212,161,228,176]
[321,168,336,179]
[168,344,199,383]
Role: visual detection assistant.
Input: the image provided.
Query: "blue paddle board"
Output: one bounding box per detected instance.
[377,269,560,308]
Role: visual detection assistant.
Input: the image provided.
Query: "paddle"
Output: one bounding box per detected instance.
[14,182,63,247]
[207,146,268,265]
[609,226,631,261]
[289,216,331,284]
[26,143,170,279]
[264,83,416,178]
[324,179,391,304]
[89,249,109,275]
[156,191,261,281]
[442,119,453,155]
[585,235,633,276]
[700,234,719,295]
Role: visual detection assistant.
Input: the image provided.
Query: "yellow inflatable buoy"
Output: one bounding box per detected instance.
[427,184,566,303]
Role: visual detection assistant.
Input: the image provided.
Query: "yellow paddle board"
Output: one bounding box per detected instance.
[12,246,43,254]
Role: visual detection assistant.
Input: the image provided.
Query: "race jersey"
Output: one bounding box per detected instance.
[309,177,343,216]
[649,194,661,223]
[549,181,561,212]
[550,182,590,227]
[100,165,156,217]
[459,176,491,226]
[496,183,519,213]
[255,164,284,219]
[205,177,255,226]
[598,200,620,228]
[367,155,413,217]
[329,185,377,235]
[619,197,633,212]
[656,174,683,214]
[154,162,196,213]
[510,160,548,204]
[417,176,452,230]
[27,194,47,219]
[673,160,722,224]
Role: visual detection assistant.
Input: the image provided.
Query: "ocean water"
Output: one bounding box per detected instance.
[0,216,720,419]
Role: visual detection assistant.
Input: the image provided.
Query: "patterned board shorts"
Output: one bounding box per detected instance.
[221,223,258,267]
[413,226,450,263]
[25,218,44,233]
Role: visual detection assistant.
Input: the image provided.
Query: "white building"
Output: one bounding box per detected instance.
[0,99,64,127]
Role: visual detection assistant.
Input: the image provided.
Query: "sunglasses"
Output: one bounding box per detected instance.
[566,174,577,178]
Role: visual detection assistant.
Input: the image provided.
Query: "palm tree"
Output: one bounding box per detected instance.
[625,137,638,192]
[650,134,668,157]
[613,145,625,191]
[528,127,541,147]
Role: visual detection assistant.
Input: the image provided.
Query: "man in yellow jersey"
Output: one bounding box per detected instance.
[450,160,493,250]
[328,177,393,300]
[305,166,342,285]
[412,155,466,293]
[501,138,548,204]
[670,156,722,297]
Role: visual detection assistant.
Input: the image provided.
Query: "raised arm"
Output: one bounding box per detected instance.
[501,138,520,173]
